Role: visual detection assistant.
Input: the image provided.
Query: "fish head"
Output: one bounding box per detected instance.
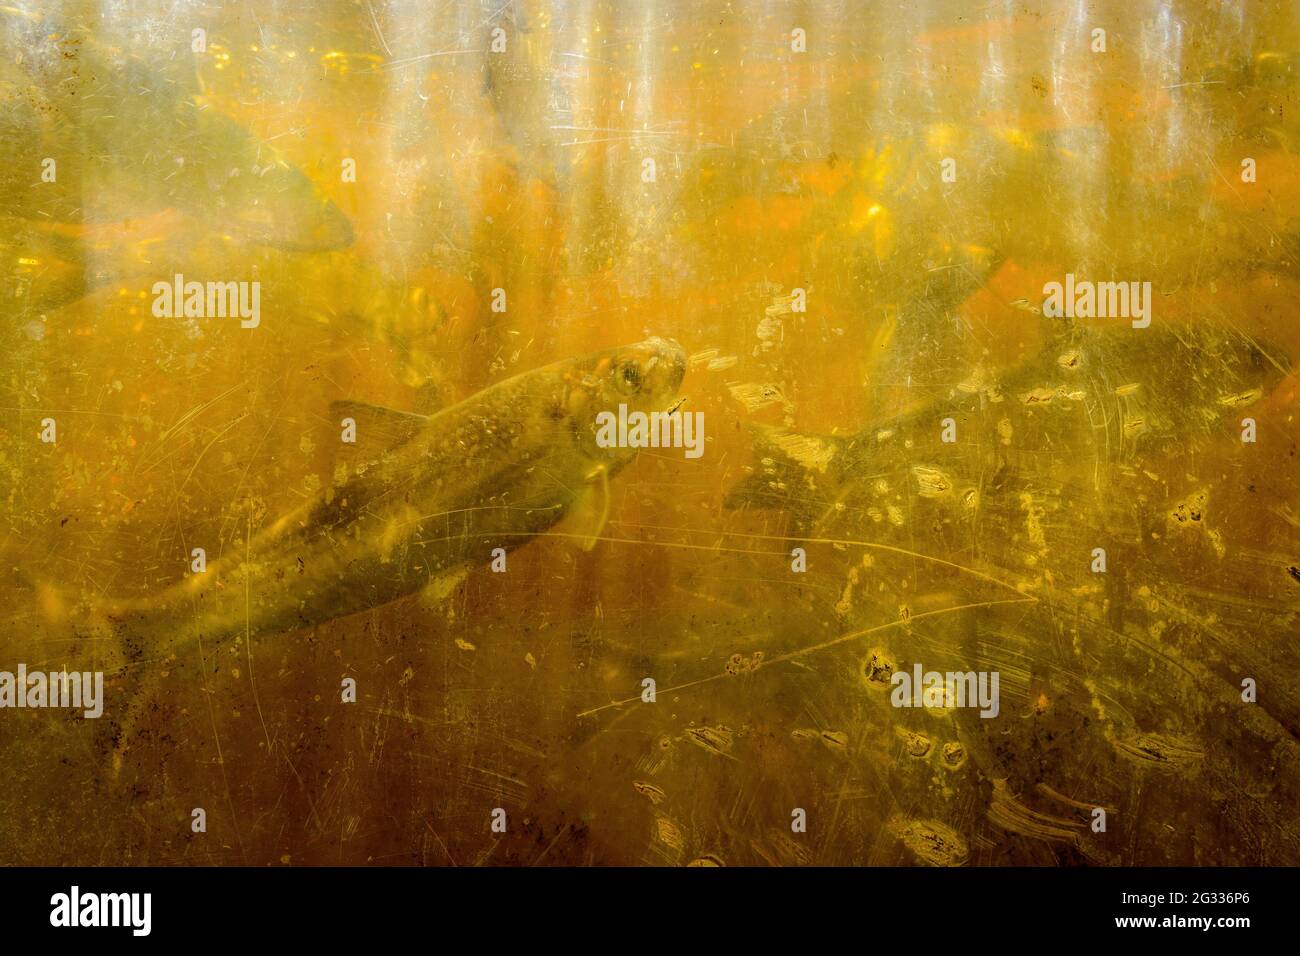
[218,158,356,252]
[185,109,356,252]
[564,337,687,465]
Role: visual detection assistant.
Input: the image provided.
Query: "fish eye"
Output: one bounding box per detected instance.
[617,361,642,393]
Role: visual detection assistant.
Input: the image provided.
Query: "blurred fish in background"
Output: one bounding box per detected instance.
[0,3,354,318]
[0,0,1298,868]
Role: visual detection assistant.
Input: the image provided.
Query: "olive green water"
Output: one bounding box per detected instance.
[1,0,1299,865]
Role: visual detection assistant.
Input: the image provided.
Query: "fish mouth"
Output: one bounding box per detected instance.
[642,336,687,392]
[252,205,355,252]
[228,194,355,252]
[666,343,687,390]
[306,202,356,251]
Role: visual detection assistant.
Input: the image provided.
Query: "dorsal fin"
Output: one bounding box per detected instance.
[329,400,430,455]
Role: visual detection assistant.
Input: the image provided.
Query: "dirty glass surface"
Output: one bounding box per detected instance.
[1,0,1298,866]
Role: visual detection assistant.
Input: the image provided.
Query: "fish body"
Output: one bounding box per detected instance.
[0,9,353,250]
[0,215,95,310]
[726,323,1289,533]
[724,323,1298,749]
[120,338,682,646]
[91,338,685,763]
[480,3,567,187]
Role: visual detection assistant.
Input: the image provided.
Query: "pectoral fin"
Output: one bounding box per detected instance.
[558,465,611,551]
[418,565,469,610]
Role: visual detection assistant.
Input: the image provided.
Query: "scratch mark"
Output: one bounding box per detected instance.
[576,596,1036,717]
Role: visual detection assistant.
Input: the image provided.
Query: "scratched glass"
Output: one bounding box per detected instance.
[1,0,1298,866]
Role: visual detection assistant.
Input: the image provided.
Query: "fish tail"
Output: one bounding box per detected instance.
[11,569,130,672]
[723,423,852,520]
[10,565,168,775]
[91,600,180,779]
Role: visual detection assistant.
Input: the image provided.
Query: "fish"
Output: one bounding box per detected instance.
[0,211,187,315]
[724,322,1289,533]
[0,8,353,252]
[479,2,567,188]
[0,215,97,312]
[723,320,1300,758]
[56,337,686,770]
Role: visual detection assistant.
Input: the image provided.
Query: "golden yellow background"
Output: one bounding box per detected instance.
[2,0,1298,865]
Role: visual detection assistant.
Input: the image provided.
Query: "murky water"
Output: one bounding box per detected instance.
[1,0,1298,866]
